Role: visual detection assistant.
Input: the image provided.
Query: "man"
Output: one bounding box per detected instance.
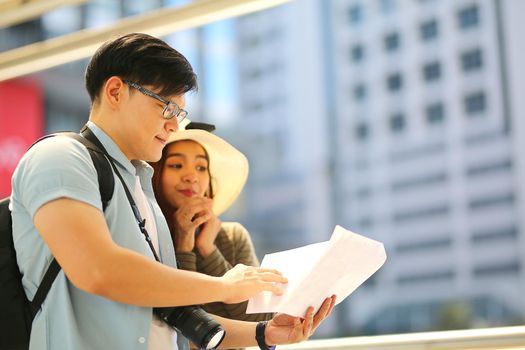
[11,33,335,350]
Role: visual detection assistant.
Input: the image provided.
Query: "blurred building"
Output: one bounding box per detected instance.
[2,0,525,339]
[325,0,525,334]
[232,0,525,336]
[232,1,332,255]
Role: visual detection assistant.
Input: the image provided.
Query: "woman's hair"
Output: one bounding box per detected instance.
[150,140,214,219]
[85,33,198,104]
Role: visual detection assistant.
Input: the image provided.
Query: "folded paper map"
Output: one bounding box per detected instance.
[247,225,387,317]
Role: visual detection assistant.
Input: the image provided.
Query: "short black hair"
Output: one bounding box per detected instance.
[85,33,198,103]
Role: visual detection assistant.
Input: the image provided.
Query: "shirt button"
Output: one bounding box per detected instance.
[138,337,146,343]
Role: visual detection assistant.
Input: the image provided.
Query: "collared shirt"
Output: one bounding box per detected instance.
[11,121,188,350]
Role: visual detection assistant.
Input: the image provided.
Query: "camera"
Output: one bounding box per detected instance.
[154,305,225,349]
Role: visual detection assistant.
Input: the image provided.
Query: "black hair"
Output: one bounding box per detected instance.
[85,33,198,103]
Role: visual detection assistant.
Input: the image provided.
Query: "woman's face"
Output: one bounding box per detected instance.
[160,140,211,209]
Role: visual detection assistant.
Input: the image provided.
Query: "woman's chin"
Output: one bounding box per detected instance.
[170,196,188,208]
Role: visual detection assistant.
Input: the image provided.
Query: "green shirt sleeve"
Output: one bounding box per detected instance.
[196,222,274,321]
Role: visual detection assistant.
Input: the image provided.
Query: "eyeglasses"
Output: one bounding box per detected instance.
[123,80,188,123]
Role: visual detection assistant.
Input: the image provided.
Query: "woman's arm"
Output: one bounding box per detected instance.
[198,223,274,321]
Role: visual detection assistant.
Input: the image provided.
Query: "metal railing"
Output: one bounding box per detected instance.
[0,0,292,82]
[255,326,525,350]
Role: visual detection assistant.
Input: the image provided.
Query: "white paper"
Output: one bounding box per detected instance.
[247,225,387,317]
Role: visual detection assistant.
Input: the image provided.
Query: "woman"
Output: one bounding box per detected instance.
[151,125,273,322]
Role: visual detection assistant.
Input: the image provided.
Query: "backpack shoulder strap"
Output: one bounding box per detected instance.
[66,132,114,211]
[29,130,114,316]
[29,131,114,211]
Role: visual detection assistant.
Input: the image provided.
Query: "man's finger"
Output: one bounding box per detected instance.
[254,268,284,276]
[260,281,285,295]
[303,306,314,337]
[256,271,288,284]
[312,296,336,330]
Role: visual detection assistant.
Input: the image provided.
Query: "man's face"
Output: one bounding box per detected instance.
[121,84,184,162]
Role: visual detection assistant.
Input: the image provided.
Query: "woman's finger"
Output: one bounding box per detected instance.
[191,213,211,227]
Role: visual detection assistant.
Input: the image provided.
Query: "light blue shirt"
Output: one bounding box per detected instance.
[11,121,189,350]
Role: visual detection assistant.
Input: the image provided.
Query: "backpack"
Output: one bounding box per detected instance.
[0,129,114,350]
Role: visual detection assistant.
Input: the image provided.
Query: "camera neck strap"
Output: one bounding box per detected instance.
[81,126,161,263]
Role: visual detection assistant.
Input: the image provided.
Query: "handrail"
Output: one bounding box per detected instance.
[253,326,525,350]
[0,0,292,82]
[0,0,87,28]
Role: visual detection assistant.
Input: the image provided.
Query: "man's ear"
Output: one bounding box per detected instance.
[103,76,126,110]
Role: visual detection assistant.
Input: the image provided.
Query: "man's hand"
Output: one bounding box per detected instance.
[220,264,288,304]
[265,295,336,345]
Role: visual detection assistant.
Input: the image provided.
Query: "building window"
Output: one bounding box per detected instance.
[351,44,365,62]
[355,123,369,141]
[393,204,449,223]
[353,83,367,101]
[458,5,479,29]
[471,226,517,244]
[391,172,447,191]
[390,142,445,162]
[461,48,483,72]
[420,19,438,41]
[386,72,403,92]
[240,35,261,49]
[244,67,263,81]
[473,262,520,277]
[397,270,455,285]
[389,113,405,132]
[464,91,486,115]
[384,32,400,52]
[246,102,264,113]
[423,61,441,82]
[357,217,374,228]
[426,103,445,124]
[396,237,451,253]
[348,5,362,24]
[466,159,512,177]
[380,0,396,13]
[469,193,514,210]
[356,187,371,198]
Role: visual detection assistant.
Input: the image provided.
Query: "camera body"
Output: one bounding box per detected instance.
[154,305,225,349]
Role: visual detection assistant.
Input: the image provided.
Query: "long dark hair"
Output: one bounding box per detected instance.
[150,140,214,223]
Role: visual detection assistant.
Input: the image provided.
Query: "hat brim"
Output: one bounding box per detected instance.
[165,129,248,216]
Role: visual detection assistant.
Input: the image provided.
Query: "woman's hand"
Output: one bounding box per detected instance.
[220,264,288,304]
[265,296,336,345]
[173,197,213,253]
[195,209,222,257]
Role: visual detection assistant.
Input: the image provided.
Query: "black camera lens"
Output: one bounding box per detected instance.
[154,306,225,349]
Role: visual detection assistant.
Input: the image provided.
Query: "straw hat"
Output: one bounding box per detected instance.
[165,122,248,216]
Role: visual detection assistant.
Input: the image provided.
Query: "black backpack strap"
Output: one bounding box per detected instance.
[81,126,161,262]
[29,129,115,317]
[68,132,114,211]
[30,259,60,316]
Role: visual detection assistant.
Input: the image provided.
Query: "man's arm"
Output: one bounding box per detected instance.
[214,296,336,349]
[33,198,286,307]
